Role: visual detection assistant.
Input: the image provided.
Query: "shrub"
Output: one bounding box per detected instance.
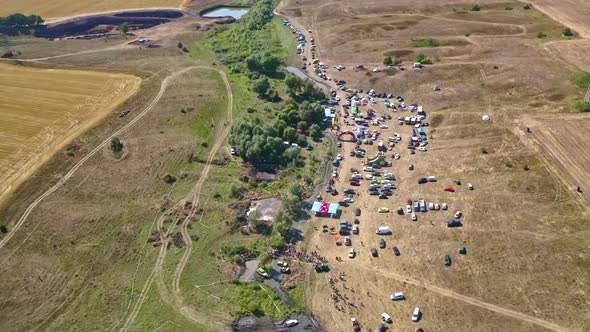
[393,57,402,65]
[523,164,530,171]
[177,41,183,48]
[563,28,574,36]
[537,32,547,38]
[415,54,433,64]
[573,71,590,88]
[471,5,481,11]
[505,6,513,10]
[110,137,123,152]
[575,100,590,112]
[201,141,209,147]
[1,50,14,58]
[480,147,488,154]
[523,4,531,10]
[415,38,441,47]
[383,56,393,65]
[0,225,7,234]
[163,174,176,183]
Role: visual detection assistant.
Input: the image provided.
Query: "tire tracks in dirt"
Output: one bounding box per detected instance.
[376,268,568,331]
[0,66,199,253]
[120,67,232,331]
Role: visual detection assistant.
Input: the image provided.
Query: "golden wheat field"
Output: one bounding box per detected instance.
[0,63,140,204]
[0,0,185,20]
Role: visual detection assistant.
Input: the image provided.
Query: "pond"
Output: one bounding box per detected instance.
[202,7,249,20]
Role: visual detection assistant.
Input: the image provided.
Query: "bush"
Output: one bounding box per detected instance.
[480,147,488,154]
[505,6,513,10]
[575,100,590,112]
[563,28,574,36]
[163,174,177,183]
[383,56,393,65]
[523,4,531,10]
[201,141,209,147]
[523,164,530,171]
[415,53,433,64]
[177,41,183,48]
[0,225,7,234]
[110,137,123,152]
[1,50,14,58]
[537,32,547,38]
[471,5,481,11]
[415,38,441,47]
[573,71,590,88]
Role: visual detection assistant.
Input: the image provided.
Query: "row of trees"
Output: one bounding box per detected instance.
[0,13,43,27]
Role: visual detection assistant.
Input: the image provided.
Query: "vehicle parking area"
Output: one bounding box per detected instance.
[279,1,590,331]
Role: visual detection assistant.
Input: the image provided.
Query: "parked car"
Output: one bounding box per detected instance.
[230,147,236,155]
[280,267,291,274]
[352,225,359,234]
[409,164,414,170]
[348,248,356,258]
[370,190,379,196]
[256,268,270,278]
[390,292,405,300]
[371,248,378,257]
[355,208,361,216]
[447,220,462,228]
[411,213,417,221]
[455,211,462,219]
[381,312,392,323]
[393,246,400,256]
[412,307,421,322]
[378,207,389,213]
[379,194,388,199]
[428,176,437,182]
[286,319,299,327]
[417,177,428,184]
[344,236,352,246]
[468,183,474,190]
[351,318,361,332]
[445,255,452,266]
[379,238,386,249]
[394,153,401,160]
[442,203,448,210]
[350,180,360,186]
[397,207,404,215]
[406,205,412,213]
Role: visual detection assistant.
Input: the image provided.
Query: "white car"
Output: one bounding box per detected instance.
[418,146,427,152]
[348,248,356,258]
[373,68,382,72]
[380,124,388,129]
[434,203,440,210]
[286,319,299,327]
[406,205,412,213]
[468,183,474,190]
[412,307,421,322]
[411,213,417,221]
[332,171,338,178]
[390,292,405,301]
[337,154,342,160]
[394,154,401,160]
[230,147,236,155]
[364,174,373,180]
[442,203,448,210]
[344,197,354,203]
[455,211,462,219]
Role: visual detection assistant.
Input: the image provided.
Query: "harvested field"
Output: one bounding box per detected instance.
[0,63,140,207]
[523,113,590,203]
[0,0,185,20]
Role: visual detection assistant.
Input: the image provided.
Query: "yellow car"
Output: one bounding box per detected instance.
[378,207,389,213]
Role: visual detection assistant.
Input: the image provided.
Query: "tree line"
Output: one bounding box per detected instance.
[0,13,44,28]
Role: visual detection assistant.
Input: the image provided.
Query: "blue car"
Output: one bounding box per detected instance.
[393,246,400,256]
[445,255,452,266]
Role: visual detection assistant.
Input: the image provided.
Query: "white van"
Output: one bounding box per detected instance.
[390,292,405,301]
[412,307,421,322]
[363,166,373,172]
[376,226,391,235]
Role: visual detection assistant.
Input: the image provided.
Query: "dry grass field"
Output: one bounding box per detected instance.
[277,0,590,330]
[0,0,185,20]
[0,63,140,207]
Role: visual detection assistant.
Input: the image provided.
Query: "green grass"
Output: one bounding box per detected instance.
[287,283,307,313]
[415,38,445,47]
[573,71,590,88]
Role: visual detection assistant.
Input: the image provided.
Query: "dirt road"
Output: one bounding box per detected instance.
[0,66,199,253]
[120,66,233,331]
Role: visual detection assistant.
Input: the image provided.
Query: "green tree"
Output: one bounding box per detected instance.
[163,174,177,183]
[537,31,547,38]
[252,76,270,98]
[393,58,402,65]
[383,56,393,66]
[283,127,297,142]
[120,22,129,34]
[0,225,7,234]
[309,124,322,141]
[471,5,481,11]
[523,4,531,10]
[290,183,302,198]
[563,28,574,36]
[283,147,300,163]
[111,137,123,152]
[415,54,433,64]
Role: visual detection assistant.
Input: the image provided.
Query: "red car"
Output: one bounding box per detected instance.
[350,180,360,186]
[444,186,455,192]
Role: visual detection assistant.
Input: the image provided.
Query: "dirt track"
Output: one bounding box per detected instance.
[120,66,233,331]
